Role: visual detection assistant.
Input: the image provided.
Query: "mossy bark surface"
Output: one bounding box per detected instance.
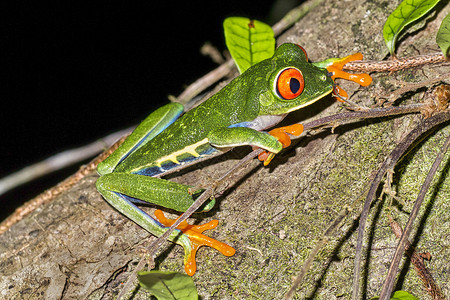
[1,0,449,299]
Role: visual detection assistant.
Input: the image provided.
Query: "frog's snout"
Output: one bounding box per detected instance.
[326,71,333,77]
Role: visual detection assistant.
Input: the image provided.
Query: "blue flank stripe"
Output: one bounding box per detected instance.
[134,146,218,177]
[135,166,165,176]
[228,121,250,128]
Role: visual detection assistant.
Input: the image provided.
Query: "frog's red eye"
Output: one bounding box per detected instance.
[296,44,308,60]
[276,67,304,100]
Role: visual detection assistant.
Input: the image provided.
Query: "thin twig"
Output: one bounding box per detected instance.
[388,216,446,300]
[200,42,225,64]
[386,73,450,102]
[379,133,450,300]
[271,0,324,36]
[344,53,448,73]
[0,132,130,234]
[301,104,424,132]
[352,112,450,300]
[0,128,132,197]
[176,59,236,106]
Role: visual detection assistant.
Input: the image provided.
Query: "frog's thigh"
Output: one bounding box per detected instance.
[208,127,282,153]
[97,102,184,176]
[97,173,200,212]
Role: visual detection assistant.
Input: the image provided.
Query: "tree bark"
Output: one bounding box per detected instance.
[1,0,449,299]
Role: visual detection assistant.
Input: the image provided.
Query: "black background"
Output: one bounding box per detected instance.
[2,1,300,220]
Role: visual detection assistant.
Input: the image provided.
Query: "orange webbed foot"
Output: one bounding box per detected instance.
[257,123,304,166]
[325,53,372,100]
[154,209,235,276]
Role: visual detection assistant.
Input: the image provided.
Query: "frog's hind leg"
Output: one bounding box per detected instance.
[97,172,214,212]
[97,102,184,176]
[96,172,234,275]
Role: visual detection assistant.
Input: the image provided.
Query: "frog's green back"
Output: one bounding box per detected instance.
[115,61,272,175]
[115,43,333,176]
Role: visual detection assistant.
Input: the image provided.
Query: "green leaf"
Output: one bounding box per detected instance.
[223,17,275,74]
[436,12,450,57]
[138,270,198,300]
[383,0,441,55]
[370,290,420,300]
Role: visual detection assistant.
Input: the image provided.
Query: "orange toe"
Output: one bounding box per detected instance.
[257,123,304,165]
[326,53,373,99]
[154,210,235,276]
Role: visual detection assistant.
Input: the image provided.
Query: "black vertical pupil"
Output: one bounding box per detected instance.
[290,78,300,94]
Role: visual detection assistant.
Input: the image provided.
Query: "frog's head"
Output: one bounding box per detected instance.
[258,43,334,116]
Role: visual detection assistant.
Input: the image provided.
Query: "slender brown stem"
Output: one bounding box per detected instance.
[0,132,130,235]
[344,53,447,73]
[388,216,446,300]
[300,104,424,132]
[352,112,450,300]
[388,73,450,102]
[379,133,450,300]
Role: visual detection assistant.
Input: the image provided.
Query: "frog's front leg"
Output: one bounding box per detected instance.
[208,125,297,166]
[208,126,283,153]
[96,174,235,275]
[255,124,305,165]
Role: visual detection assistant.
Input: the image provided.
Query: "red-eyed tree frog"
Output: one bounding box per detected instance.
[96,43,371,276]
